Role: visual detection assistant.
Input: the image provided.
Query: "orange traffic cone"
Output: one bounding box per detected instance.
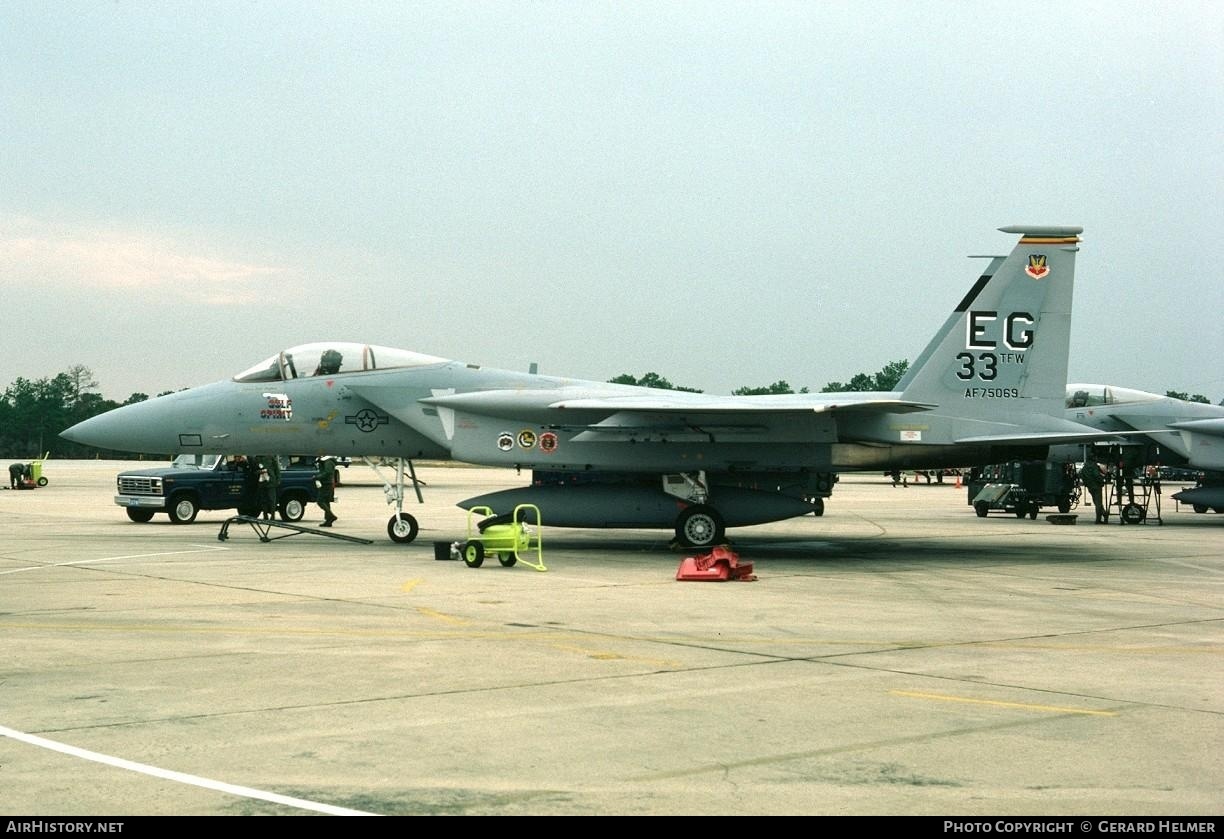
[954,473,962,488]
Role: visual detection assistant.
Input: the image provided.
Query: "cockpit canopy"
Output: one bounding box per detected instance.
[1065,383,1162,410]
[234,342,447,383]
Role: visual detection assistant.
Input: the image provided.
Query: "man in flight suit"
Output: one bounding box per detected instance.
[314,455,338,526]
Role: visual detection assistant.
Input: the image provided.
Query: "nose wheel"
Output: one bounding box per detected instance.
[388,512,419,543]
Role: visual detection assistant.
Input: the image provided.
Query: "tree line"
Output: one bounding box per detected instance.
[0,365,165,460]
[2,362,1219,460]
[611,359,912,395]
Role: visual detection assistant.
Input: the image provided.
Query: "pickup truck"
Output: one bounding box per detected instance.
[114,455,320,524]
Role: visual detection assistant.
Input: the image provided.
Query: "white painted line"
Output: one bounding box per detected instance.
[0,547,229,576]
[0,724,378,816]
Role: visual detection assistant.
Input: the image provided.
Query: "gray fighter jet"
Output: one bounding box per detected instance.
[1062,384,1224,512]
[64,225,1113,544]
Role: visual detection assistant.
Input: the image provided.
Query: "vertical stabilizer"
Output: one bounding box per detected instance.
[898,226,1081,422]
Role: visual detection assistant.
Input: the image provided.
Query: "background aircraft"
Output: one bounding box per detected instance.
[64,225,1114,545]
[1059,384,1224,512]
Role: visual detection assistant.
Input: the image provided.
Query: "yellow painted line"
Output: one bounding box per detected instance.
[979,642,1222,655]
[400,579,422,593]
[3,617,1215,657]
[415,607,468,625]
[891,689,1118,716]
[547,642,682,668]
[0,620,533,640]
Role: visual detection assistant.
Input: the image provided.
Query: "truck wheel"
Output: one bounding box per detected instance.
[125,508,155,523]
[168,494,199,524]
[279,493,306,522]
[811,497,824,517]
[388,513,419,544]
[1192,504,1208,514]
[498,552,518,567]
[37,477,48,487]
[1057,497,1072,514]
[974,502,989,518]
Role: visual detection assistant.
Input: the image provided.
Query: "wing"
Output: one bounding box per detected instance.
[420,388,934,415]
[416,388,936,442]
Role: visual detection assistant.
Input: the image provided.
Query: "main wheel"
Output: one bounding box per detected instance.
[387,513,419,544]
[279,493,306,522]
[1015,508,1027,519]
[168,494,199,524]
[125,508,155,523]
[1028,504,1039,520]
[462,540,485,568]
[811,497,825,517]
[1192,504,1208,514]
[974,502,989,518]
[1057,497,1072,514]
[674,505,725,548]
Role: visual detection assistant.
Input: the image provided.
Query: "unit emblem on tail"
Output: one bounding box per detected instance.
[1025,254,1049,279]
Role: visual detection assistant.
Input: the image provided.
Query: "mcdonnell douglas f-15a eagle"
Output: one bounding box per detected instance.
[1060,384,1224,513]
[63,225,1114,546]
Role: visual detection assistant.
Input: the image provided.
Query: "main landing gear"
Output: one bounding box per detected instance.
[674,504,726,549]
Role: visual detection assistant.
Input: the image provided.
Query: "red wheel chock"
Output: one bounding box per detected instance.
[675,545,757,582]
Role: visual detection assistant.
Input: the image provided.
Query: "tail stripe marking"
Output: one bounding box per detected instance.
[954,275,993,313]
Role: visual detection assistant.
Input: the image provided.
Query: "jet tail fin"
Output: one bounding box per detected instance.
[897,226,1082,424]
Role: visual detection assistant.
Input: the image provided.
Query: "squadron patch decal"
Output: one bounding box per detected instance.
[539,432,558,454]
[1024,254,1049,280]
[497,432,515,452]
[517,429,537,450]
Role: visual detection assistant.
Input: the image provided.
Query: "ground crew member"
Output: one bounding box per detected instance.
[314,455,338,526]
[9,462,29,489]
[254,455,280,520]
[1080,460,1111,524]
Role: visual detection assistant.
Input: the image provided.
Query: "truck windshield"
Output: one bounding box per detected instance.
[170,454,223,470]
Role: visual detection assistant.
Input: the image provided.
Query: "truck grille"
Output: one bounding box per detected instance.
[118,476,162,495]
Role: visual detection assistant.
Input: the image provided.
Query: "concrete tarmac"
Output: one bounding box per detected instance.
[1,461,1221,816]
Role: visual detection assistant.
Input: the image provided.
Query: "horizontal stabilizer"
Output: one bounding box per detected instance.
[955,428,1146,447]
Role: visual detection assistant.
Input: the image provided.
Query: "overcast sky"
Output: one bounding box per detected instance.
[2,1,1222,402]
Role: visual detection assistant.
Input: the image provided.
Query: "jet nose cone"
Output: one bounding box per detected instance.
[60,416,97,445]
[60,406,146,451]
[60,380,242,454]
